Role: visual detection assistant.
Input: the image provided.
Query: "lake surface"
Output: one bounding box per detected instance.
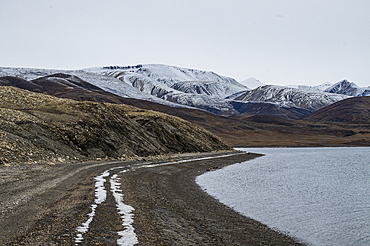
[196,147,370,246]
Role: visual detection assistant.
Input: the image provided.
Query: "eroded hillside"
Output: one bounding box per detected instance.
[0,86,230,165]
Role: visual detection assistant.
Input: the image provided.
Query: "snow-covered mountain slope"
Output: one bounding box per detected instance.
[109,64,242,87]
[324,80,370,96]
[0,67,56,80]
[239,77,264,89]
[288,82,333,92]
[171,81,246,98]
[122,73,174,98]
[81,64,248,114]
[0,65,245,114]
[313,82,333,91]
[1,65,367,119]
[0,66,188,108]
[89,64,247,97]
[287,82,333,92]
[228,85,349,111]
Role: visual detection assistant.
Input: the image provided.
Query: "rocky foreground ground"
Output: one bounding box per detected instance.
[0,151,304,245]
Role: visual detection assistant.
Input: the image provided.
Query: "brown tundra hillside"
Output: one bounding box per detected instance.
[0,86,230,165]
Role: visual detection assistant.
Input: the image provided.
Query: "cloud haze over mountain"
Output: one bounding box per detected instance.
[1,1,369,87]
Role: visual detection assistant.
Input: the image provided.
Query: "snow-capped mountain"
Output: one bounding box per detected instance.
[0,66,184,108]
[82,64,248,114]
[239,77,265,89]
[93,64,247,97]
[0,65,367,119]
[0,65,247,114]
[324,80,370,96]
[228,85,349,111]
[111,64,242,87]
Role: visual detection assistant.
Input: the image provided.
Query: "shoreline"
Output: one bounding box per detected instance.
[0,151,304,245]
[118,151,304,245]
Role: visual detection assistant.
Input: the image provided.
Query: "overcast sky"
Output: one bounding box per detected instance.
[1,0,369,86]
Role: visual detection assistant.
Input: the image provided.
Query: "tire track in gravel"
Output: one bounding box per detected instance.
[74,153,238,245]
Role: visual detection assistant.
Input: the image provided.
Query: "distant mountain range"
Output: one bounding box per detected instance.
[1,64,370,147]
[0,64,369,120]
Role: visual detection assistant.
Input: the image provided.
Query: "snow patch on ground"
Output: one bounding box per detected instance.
[75,170,110,244]
[110,173,138,246]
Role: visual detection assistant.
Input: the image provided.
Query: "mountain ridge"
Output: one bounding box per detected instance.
[1,72,370,148]
[1,65,369,121]
[228,85,349,113]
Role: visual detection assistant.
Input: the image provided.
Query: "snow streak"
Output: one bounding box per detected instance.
[110,173,138,246]
[74,153,238,245]
[75,170,110,244]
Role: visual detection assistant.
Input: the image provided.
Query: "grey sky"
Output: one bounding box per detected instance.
[1,0,369,86]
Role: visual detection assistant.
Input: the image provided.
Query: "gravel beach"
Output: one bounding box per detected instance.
[0,151,303,245]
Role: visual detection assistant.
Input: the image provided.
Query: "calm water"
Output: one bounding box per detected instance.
[196,147,370,245]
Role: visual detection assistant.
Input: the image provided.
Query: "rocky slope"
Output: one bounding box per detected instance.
[0,86,230,165]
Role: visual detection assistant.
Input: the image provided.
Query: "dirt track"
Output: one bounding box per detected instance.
[0,151,303,245]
